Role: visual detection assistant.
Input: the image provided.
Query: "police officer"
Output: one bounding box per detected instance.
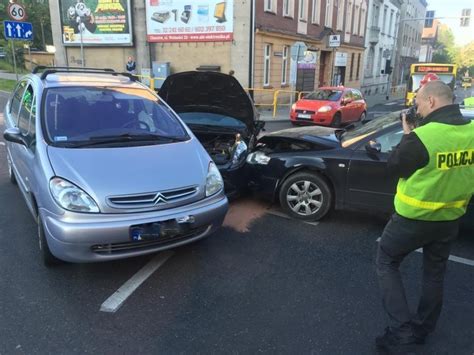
[461,96,474,108]
[375,80,474,353]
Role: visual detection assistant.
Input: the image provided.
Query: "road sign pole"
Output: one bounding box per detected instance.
[10,40,18,81]
[79,19,84,67]
[331,48,335,86]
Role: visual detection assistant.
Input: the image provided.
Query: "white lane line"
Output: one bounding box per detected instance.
[267,209,320,226]
[0,142,5,146]
[100,251,174,313]
[375,238,474,267]
[384,102,399,106]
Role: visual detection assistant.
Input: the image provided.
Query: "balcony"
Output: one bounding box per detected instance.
[369,26,381,44]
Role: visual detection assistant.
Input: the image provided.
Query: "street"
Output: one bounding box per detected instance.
[0,91,473,354]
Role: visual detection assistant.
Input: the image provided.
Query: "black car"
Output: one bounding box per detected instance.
[246,112,473,229]
[159,71,265,197]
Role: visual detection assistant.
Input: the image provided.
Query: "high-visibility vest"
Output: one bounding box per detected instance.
[394,121,474,221]
[464,97,474,108]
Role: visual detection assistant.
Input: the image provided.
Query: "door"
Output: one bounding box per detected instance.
[345,127,404,211]
[339,90,355,123]
[12,83,37,210]
[351,89,365,121]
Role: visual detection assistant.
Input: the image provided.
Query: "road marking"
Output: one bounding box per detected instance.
[375,238,474,267]
[267,209,320,226]
[100,251,174,313]
[0,142,5,146]
[384,102,399,106]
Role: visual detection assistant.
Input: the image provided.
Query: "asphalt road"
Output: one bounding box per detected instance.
[0,91,473,354]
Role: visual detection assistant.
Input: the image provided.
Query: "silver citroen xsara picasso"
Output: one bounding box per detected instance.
[3,67,228,266]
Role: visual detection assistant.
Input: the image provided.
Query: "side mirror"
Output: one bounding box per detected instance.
[342,98,353,106]
[255,120,266,132]
[365,140,381,153]
[3,127,27,146]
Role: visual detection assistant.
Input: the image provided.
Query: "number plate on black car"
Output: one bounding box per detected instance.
[130,219,183,241]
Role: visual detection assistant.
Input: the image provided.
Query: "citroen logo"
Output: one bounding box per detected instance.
[154,193,168,204]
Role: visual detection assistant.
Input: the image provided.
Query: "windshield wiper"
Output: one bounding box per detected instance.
[66,133,185,147]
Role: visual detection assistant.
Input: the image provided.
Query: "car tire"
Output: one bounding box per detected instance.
[38,215,63,267]
[279,172,332,221]
[358,111,366,122]
[7,157,17,185]
[331,112,341,127]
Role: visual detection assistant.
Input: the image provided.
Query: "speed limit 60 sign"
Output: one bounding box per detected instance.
[8,3,27,22]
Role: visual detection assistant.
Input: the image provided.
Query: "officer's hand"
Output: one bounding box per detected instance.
[401,113,414,134]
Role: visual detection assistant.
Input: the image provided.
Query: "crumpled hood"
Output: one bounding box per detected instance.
[159,71,256,131]
[47,139,209,211]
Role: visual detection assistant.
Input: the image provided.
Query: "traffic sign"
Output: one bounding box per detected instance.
[329,35,341,48]
[7,3,27,22]
[4,21,33,41]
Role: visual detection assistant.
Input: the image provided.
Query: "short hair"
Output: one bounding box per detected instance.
[418,80,453,103]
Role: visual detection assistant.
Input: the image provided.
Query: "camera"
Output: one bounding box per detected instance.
[400,105,421,127]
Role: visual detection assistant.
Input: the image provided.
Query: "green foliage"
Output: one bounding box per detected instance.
[0,78,18,92]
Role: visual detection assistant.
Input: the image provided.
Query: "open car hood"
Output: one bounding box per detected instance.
[159,71,257,131]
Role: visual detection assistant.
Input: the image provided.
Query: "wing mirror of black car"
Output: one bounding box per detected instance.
[3,127,27,146]
[365,140,381,153]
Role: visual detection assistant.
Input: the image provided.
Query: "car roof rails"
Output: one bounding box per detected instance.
[32,66,138,82]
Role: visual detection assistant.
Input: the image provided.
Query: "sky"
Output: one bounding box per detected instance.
[426,0,474,46]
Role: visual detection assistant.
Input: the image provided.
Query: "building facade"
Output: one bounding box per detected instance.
[49,0,368,104]
[392,0,427,86]
[419,18,439,62]
[361,0,401,99]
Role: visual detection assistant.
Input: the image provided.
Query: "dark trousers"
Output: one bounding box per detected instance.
[376,213,459,337]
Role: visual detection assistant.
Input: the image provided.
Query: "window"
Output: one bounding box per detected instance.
[377,48,383,76]
[299,0,307,20]
[375,129,404,153]
[336,0,345,31]
[365,46,374,77]
[346,1,353,33]
[350,53,355,80]
[382,6,388,33]
[18,85,35,136]
[10,80,27,125]
[373,5,379,27]
[283,0,294,16]
[353,4,360,34]
[359,2,366,35]
[389,10,394,36]
[311,0,320,23]
[351,89,363,100]
[265,0,275,12]
[325,0,333,27]
[356,53,361,79]
[281,46,289,85]
[263,44,272,86]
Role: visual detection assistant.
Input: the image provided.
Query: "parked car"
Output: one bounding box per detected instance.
[290,87,367,127]
[247,111,473,229]
[159,71,265,197]
[3,67,228,266]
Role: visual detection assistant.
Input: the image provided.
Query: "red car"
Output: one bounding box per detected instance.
[290,87,367,127]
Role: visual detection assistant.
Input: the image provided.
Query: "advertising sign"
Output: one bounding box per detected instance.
[59,0,133,45]
[297,50,317,69]
[328,35,340,48]
[334,52,347,67]
[146,0,234,43]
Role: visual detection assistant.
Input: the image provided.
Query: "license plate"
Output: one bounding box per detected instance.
[298,113,312,119]
[130,219,182,241]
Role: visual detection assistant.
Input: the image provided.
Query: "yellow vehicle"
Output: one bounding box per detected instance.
[405,63,457,106]
[461,77,472,89]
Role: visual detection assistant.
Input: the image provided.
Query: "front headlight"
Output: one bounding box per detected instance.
[205,161,224,197]
[231,140,248,166]
[318,105,333,113]
[49,177,100,213]
[246,151,271,165]
[291,103,296,111]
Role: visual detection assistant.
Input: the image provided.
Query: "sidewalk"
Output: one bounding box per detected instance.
[0,72,22,81]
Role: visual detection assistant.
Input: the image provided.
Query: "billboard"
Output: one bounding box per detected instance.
[59,0,133,45]
[145,0,233,43]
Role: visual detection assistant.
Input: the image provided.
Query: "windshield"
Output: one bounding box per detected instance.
[179,112,246,129]
[303,89,342,101]
[412,74,455,91]
[44,87,188,146]
[340,112,400,147]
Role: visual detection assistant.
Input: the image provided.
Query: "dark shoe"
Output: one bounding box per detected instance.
[376,327,418,354]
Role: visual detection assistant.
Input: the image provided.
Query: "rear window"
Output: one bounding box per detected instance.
[43,87,188,145]
[304,89,342,101]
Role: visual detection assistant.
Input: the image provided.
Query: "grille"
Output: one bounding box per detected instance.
[107,186,198,209]
[296,109,315,115]
[91,225,210,255]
